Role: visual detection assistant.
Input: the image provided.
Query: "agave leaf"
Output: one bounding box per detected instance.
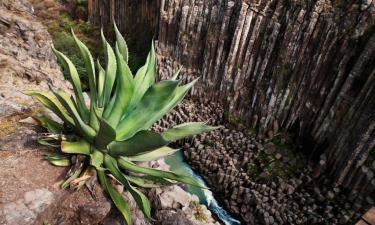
[128,147,179,162]
[116,80,180,140]
[99,34,117,108]
[118,157,206,188]
[52,46,89,122]
[105,44,134,127]
[90,148,104,170]
[38,137,60,147]
[94,111,116,150]
[71,31,99,130]
[47,158,71,166]
[97,60,106,99]
[102,87,117,119]
[125,175,173,188]
[104,154,151,219]
[162,122,219,142]
[61,139,90,155]
[109,130,168,157]
[171,68,181,80]
[97,169,132,225]
[52,89,96,142]
[71,30,97,104]
[36,115,64,134]
[127,43,156,112]
[62,164,83,188]
[114,22,128,63]
[25,91,75,126]
[139,78,199,131]
[45,153,70,166]
[110,122,217,157]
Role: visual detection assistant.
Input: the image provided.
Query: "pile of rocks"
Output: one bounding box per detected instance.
[155,98,373,225]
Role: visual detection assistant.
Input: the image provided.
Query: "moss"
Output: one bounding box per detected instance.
[190,200,209,222]
[246,135,304,183]
[0,110,37,137]
[202,139,214,146]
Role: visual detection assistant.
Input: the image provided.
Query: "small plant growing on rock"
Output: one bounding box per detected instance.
[26,24,217,224]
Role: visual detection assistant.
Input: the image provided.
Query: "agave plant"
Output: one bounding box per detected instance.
[26,24,218,224]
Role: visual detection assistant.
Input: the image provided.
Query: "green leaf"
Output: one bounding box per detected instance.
[90,148,104,170]
[125,175,173,188]
[61,139,90,155]
[25,90,75,126]
[52,89,96,142]
[104,154,151,219]
[97,60,105,99]
[38,137,60,147]
[99,35,117,108]
[139,78,199,131]
[94,111,116,150]
[109,130,168,157]
[36,115,64,134]
[118,157,206,188]
[162,122,219,142]
[52,46,89,122]
[97,169,132,225]
[45,153,70,166]
[116,80,180,140]
[71,31,100,131]
[171,68,181,80]
[110,122,217,157]
[71,29,97,105]
[105,43,134,127]
[62,164,83,188]
[128,147,179,162]
[127,43,156,111]
[114,22,128,63]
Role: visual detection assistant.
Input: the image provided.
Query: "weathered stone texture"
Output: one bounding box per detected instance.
[156,0,375,194]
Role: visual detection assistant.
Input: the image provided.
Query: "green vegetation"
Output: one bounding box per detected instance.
[246,136,303,184]
[48,12,101,82]
[26,24,218,224]
[190,200,209,222]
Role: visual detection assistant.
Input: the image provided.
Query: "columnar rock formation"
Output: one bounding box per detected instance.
[155,99,373,224]
[156,0,375,193]
[88,0,375,196]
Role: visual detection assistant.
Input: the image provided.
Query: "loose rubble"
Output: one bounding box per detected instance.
[154,98,373,225]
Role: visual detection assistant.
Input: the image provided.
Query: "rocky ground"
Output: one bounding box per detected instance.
[0,1,220,225]
[155,98,374,225]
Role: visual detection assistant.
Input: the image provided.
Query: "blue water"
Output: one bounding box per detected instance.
[165,151,241,225]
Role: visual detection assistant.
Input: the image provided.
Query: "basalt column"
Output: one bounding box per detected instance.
[157,0,375,194]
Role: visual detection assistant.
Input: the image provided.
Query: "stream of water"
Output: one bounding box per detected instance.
[165,151,241,225]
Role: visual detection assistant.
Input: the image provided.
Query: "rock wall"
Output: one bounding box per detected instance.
[156,0,375,191]
[157,99,372,224]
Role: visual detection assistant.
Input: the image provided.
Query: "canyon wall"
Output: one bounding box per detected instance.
[87,0,375,194]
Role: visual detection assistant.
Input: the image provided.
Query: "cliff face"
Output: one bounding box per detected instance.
[158,0,375,193]
[88,0,375,195]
